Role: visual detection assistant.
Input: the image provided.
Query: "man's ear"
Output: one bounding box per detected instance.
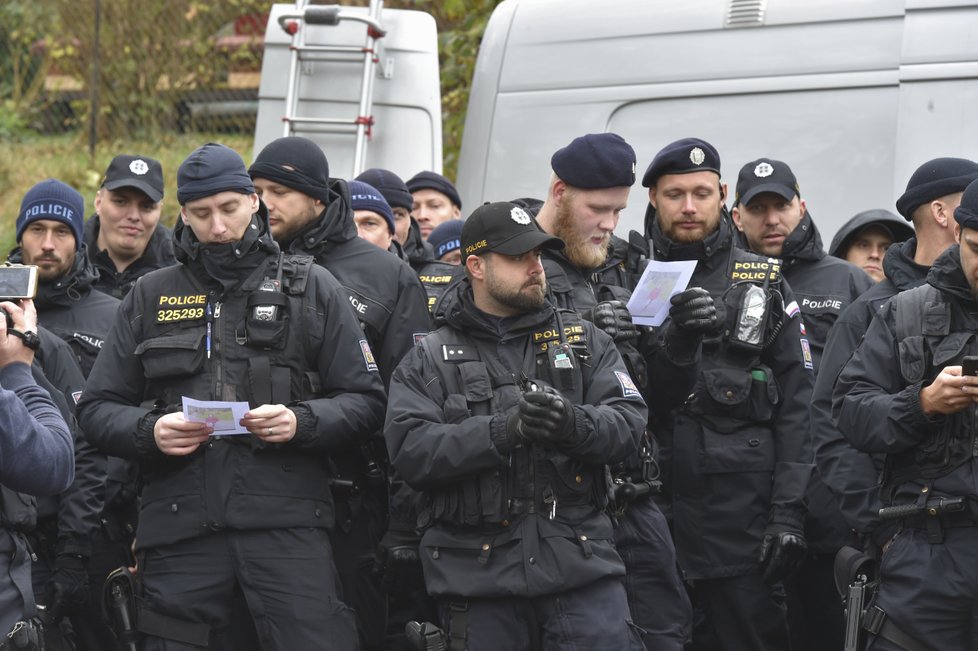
[466,254,486,281]
[954,221,962,243]
[731,206,744,231]
[932,199,950,229]
[180,207,189,225]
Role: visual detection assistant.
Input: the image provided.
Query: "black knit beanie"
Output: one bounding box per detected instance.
[953,179,978,232]
[895,157,978,220]
[248,136,331,204]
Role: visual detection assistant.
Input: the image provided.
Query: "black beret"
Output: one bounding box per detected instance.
[406,171,462,209]
[895,157,978,220]
[551,133,636,189]
[642,137,721,188]
[953,178,978,232]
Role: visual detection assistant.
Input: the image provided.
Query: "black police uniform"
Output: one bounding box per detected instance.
[83,216,177,299]
[736,211,873,651]
[833,244,978,650]
[646,212,814,651]
[542,235,694,651]
[402,217,435,272]
[276,177,431,648]
[10,245,131,650]
[0,359,74,639]
[417,260,464,314]
[813,237,930,544]
[77,210,387,649]
[385,277,648,651]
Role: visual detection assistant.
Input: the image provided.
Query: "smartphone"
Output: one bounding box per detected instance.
[962,355,978,376]
[0,265,38,301]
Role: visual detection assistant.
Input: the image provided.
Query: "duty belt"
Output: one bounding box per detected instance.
[879,495,978,543]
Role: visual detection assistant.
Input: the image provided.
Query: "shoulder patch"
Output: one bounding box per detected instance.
[71,390,83,405]
[359,339,378,372]
[800,338,814,370]
[614,370,642,398]
[785,300,800,318]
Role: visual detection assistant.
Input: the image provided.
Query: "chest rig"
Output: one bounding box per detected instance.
[884,284,978,496]
[419,310,604,529]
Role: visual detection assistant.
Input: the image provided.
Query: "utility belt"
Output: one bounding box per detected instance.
[878,495,978,544]
[0,619,43,651]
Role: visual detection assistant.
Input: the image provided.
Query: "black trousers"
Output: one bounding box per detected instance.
[691,573,790,651]
[139,528,357,650]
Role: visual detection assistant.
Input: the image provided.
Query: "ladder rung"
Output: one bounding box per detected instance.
[284,116,362,126]
[291,44,366,54]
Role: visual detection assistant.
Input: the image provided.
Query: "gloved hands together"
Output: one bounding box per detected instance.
[758,523,807,584]
[44,554,90,622]
[378,528,421,570]
[583,300,640,343]
[516,386,581,449]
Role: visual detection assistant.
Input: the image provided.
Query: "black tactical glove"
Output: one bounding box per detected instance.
[44,553,90,622]
[582,300,640,343]
[517,386,581,449]
[491,405,525,453]
[758,524,807,585]
[378,528,421,571]
[664,287,721,361]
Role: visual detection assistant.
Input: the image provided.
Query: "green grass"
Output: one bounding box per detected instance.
[0,132,253,257]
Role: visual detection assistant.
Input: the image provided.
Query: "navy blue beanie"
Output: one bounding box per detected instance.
[428,219,464,259]
[642,137,721,188]
[177,143,255,205]
[17,179,85,249]
[349,180,395,234]
[551,133,636,189]
[406,171,462,209]
[953,178,978,232]
[356,168,413,211]
[896,157,978,220]
[248,136,331,205]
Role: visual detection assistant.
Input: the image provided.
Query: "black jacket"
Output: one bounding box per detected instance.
[77,210,387,549]
[9,244,121,377]
[834,245,978,506]
[279,179,431,388]
[646,213,814,579]
[812,237,929,538]
[385,278,646,598]
[83,215,177,299]
[402,217,434,273]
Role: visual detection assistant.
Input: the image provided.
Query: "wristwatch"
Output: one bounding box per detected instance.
[8,328,40,351]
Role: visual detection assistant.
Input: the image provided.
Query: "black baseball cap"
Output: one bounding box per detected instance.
[735,158,800,206]
[461,202,563,261]
[101,154,165,203]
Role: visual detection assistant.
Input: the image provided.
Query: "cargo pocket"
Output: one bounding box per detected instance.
[135,332,206,379]
[699,426,775,474]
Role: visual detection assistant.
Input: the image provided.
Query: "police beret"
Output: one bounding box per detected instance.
[406,171,462,209]
[551,133,636,189]
[642,137,721,188]
[953,178,978,232]
[896,157,978,220]
[735,158,799,207]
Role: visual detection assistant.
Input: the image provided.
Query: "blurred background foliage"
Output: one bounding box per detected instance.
[0,0,502,254]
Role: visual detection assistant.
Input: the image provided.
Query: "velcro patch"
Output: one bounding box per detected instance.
[615,371,641,398]
[359,339,378,372]
[800,338,814,370]
[71,390,83,405]
[730,260,781,283]
[785,300,800,318]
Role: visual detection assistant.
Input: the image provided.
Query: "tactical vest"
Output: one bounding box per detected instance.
[883,283,977,496]
[418,310,607,529]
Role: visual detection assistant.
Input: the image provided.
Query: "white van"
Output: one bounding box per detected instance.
[456,0,978,239]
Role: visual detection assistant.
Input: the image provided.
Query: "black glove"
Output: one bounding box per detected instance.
[517,386,580,449]
[582,300,640,343]
[758,524,807,584]
[44,554,90,622]
[378,528,421,571]
[664,287,721,361]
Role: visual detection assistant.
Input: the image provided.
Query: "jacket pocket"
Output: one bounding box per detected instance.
[696,366,778,428]
[699,426,775,474]
[135,332,205,379]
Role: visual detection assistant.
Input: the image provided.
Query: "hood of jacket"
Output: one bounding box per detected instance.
[926,244,975,304]
[882,237,929,292]
[282,178,358,254]
[828,209,915,258]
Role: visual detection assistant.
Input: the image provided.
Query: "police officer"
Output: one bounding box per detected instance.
[405,171,462,241]
[78,143,387,649]
[385,201,648,650]
[12,179,121,650]
[0,296,74,641]
[832,177,978,650]
[349,180,397,251]
[355,168,434,270]
[641,138,814,650]
[85,155,176,299]
[729,158,873,650]
[812,158,978,556]
[248,136,431,649]
[417,220,464,313]
[533,133,696,651]
[829,209,914,283]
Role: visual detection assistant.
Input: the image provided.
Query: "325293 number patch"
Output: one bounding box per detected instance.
[157,307,205,323]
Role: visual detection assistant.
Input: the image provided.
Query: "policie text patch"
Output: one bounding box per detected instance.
[156,294,207,323]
